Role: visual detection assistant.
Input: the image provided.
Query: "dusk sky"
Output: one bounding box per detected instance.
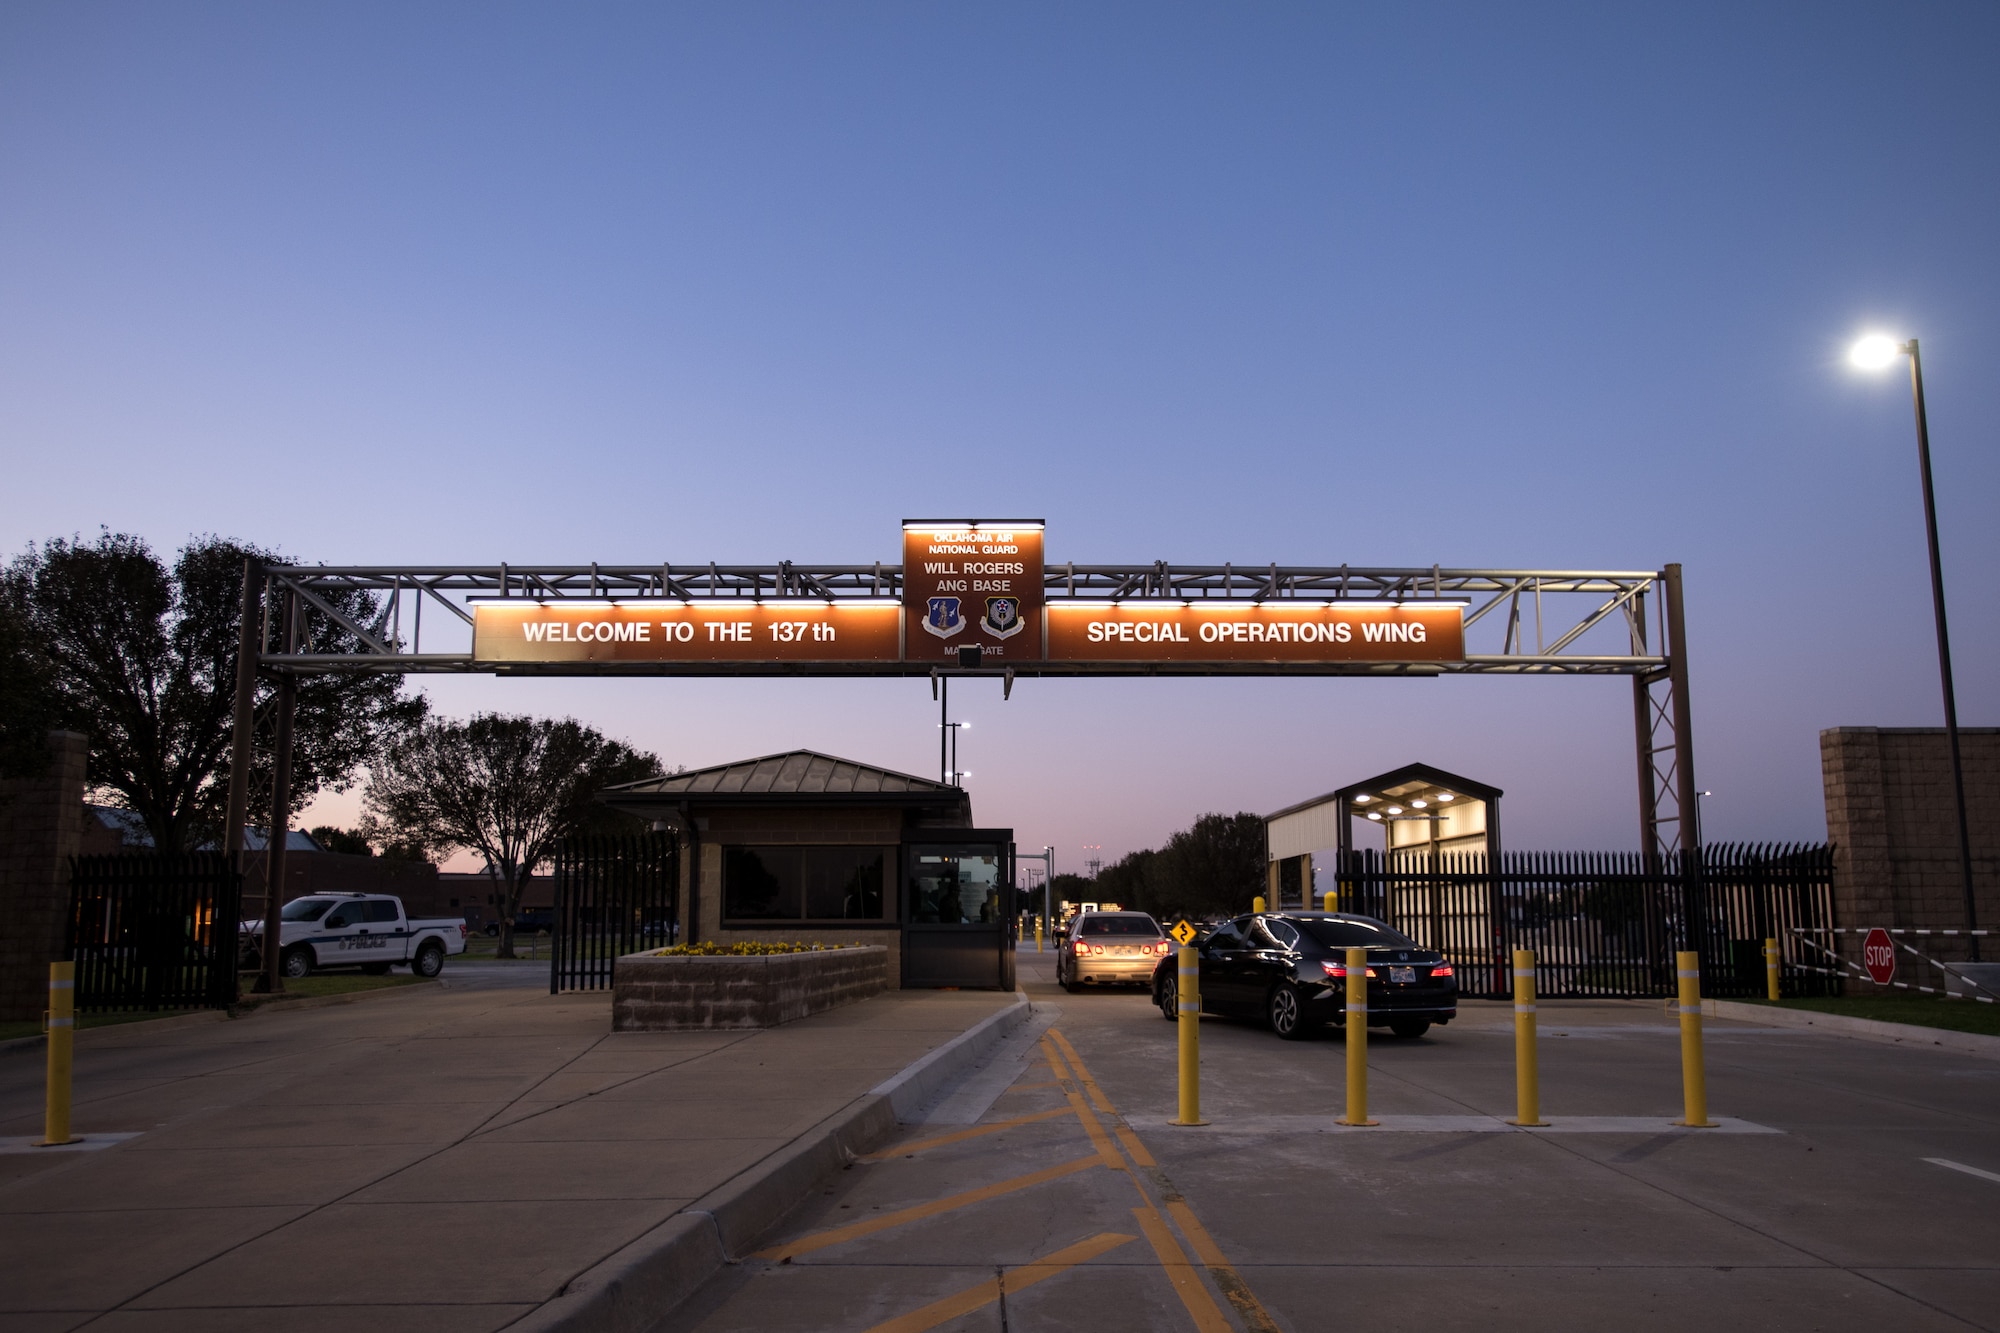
[3,3,1995,870]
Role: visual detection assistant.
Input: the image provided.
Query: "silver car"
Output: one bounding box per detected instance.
[1058,911,1169,991]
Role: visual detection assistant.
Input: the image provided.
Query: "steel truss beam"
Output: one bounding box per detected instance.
[236,559,1697,878]
[253,562,1669,676]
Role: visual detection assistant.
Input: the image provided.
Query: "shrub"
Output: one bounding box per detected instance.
[652,940,862,957]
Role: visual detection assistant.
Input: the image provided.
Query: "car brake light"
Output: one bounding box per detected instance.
[1429,962,1454,978]
[1320,961,1379,979]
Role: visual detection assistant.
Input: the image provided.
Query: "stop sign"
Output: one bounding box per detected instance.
[1862,928,1896,985]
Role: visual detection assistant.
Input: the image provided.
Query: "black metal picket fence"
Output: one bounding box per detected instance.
[550,833,679,993]
[1333,842,1837,1000]
[66,853,243,1012]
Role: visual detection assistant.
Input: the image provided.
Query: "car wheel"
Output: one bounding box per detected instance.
[1157,971,1180,1021]
[1268,983,1309,1040]
[361,962,391,976]
[484,923,500,937]
[413,943,445,978]
[281,947,312,979]
[1389,1018,1431,1040]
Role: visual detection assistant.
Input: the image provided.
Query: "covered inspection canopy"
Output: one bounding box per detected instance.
[1266,761,1503,879]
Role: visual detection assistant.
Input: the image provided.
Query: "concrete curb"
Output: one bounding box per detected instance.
[871,993,1034,1122]
[1707,999,2000,1060]
[510,992,1033,1333]
[0,980,441,1058]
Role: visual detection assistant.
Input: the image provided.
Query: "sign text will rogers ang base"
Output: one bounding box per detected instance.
[1044,601,1463,664]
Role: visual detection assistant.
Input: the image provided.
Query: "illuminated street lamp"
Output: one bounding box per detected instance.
[1849,333,1979,958]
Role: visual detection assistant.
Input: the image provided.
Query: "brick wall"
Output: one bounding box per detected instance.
[692,806,905,980]
[0,732,87,1022]
[1822,727,1999,961]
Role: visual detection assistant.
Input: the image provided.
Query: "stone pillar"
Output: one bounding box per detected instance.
[0,732,88,1021]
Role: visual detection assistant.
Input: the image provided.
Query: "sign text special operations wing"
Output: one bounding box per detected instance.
[1046,600,1464,664]
[901,520,1045,663]
[472,601,902,665]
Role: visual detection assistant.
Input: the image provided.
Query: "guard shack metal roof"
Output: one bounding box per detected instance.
[1265,763,1504,861]
[599,749,970,813]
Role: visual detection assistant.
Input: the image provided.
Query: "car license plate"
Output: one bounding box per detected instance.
[1390,966,1416,984]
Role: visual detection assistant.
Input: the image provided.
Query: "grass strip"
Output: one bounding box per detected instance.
[1748,995,2000,1038]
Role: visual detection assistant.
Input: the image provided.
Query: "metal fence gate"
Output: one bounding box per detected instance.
[550,833,679,992]
[1334,842,1836,1000]
[66,853,243,1012]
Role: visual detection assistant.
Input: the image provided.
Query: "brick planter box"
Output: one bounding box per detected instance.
[612,946,891,1031]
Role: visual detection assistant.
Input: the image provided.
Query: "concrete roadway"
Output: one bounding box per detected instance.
[666,947,2000,1333]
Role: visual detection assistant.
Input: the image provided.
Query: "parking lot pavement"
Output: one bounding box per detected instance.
[665,945,2000,1332]
[0,972,1013,1332]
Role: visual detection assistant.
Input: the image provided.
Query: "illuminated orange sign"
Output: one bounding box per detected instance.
[1045,601,1464,664]
[472,601,902,665]
[902,521,1044,663]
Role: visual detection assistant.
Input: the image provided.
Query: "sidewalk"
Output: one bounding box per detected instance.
[0,976,1015,1332]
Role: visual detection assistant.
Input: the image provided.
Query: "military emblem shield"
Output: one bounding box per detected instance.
[980,595,1024,639]
[922,596,964,639]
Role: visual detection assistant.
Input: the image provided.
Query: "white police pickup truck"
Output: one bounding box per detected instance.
[242,893,469,979]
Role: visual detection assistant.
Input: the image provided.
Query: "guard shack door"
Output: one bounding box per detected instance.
[903,836,1017,990]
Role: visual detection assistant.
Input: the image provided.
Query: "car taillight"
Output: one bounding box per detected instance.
[1429,962,1454,978]
[1089,944,1105,955]
[1320,962,1378,979]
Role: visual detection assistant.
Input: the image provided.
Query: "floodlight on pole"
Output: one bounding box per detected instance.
[1848,332,1979,959]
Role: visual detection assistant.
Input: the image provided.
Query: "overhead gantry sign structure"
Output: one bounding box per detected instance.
[225,520,1703,990]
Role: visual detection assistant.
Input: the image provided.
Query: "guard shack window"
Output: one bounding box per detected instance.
[907,847,1002,924]
[724,846,889,922]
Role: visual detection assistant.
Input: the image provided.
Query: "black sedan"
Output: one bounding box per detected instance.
[1150,912,1457,1040]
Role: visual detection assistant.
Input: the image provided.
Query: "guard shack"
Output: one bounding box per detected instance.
[600,750,1017,991]
[1265,763,1503,925]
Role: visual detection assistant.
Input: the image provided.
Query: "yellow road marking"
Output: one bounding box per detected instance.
[1133,1206,1235,1333]
[1060,1026,1279,1332]
[755,1155,1103,1261]
[1043,1037,1124,1169]
[859,1108,1075,1162]
[1048,1027,1118,1115]
[861,1231,1138,1333]
[1167,1199,1284,1333]
[1115,1125,1157,1167]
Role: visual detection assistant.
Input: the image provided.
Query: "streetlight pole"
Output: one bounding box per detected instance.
[1853,334,1979,959]
[1904,340,1980,961]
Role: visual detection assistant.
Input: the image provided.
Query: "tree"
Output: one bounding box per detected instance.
[1047,872,1092,905]
[308,824,433,863]
[5,532,427,850]
[0,586,57,780]
[1096,813,1268,921]
[363,713,664,956]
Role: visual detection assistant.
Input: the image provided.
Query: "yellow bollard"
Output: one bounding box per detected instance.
[1509,949,1547,1126]
[1675,950,1717,1127]
[1322,891,1336,913]
[1035,920,1043,954]
[1764,936,1780,1001]
[1170,945,1206,1125]
[38,962,81,1147]
[1252,895,1266,913]
[1340,947,1377,1126]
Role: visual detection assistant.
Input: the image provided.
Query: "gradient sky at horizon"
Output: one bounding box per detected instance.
[3,2,1996,870]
